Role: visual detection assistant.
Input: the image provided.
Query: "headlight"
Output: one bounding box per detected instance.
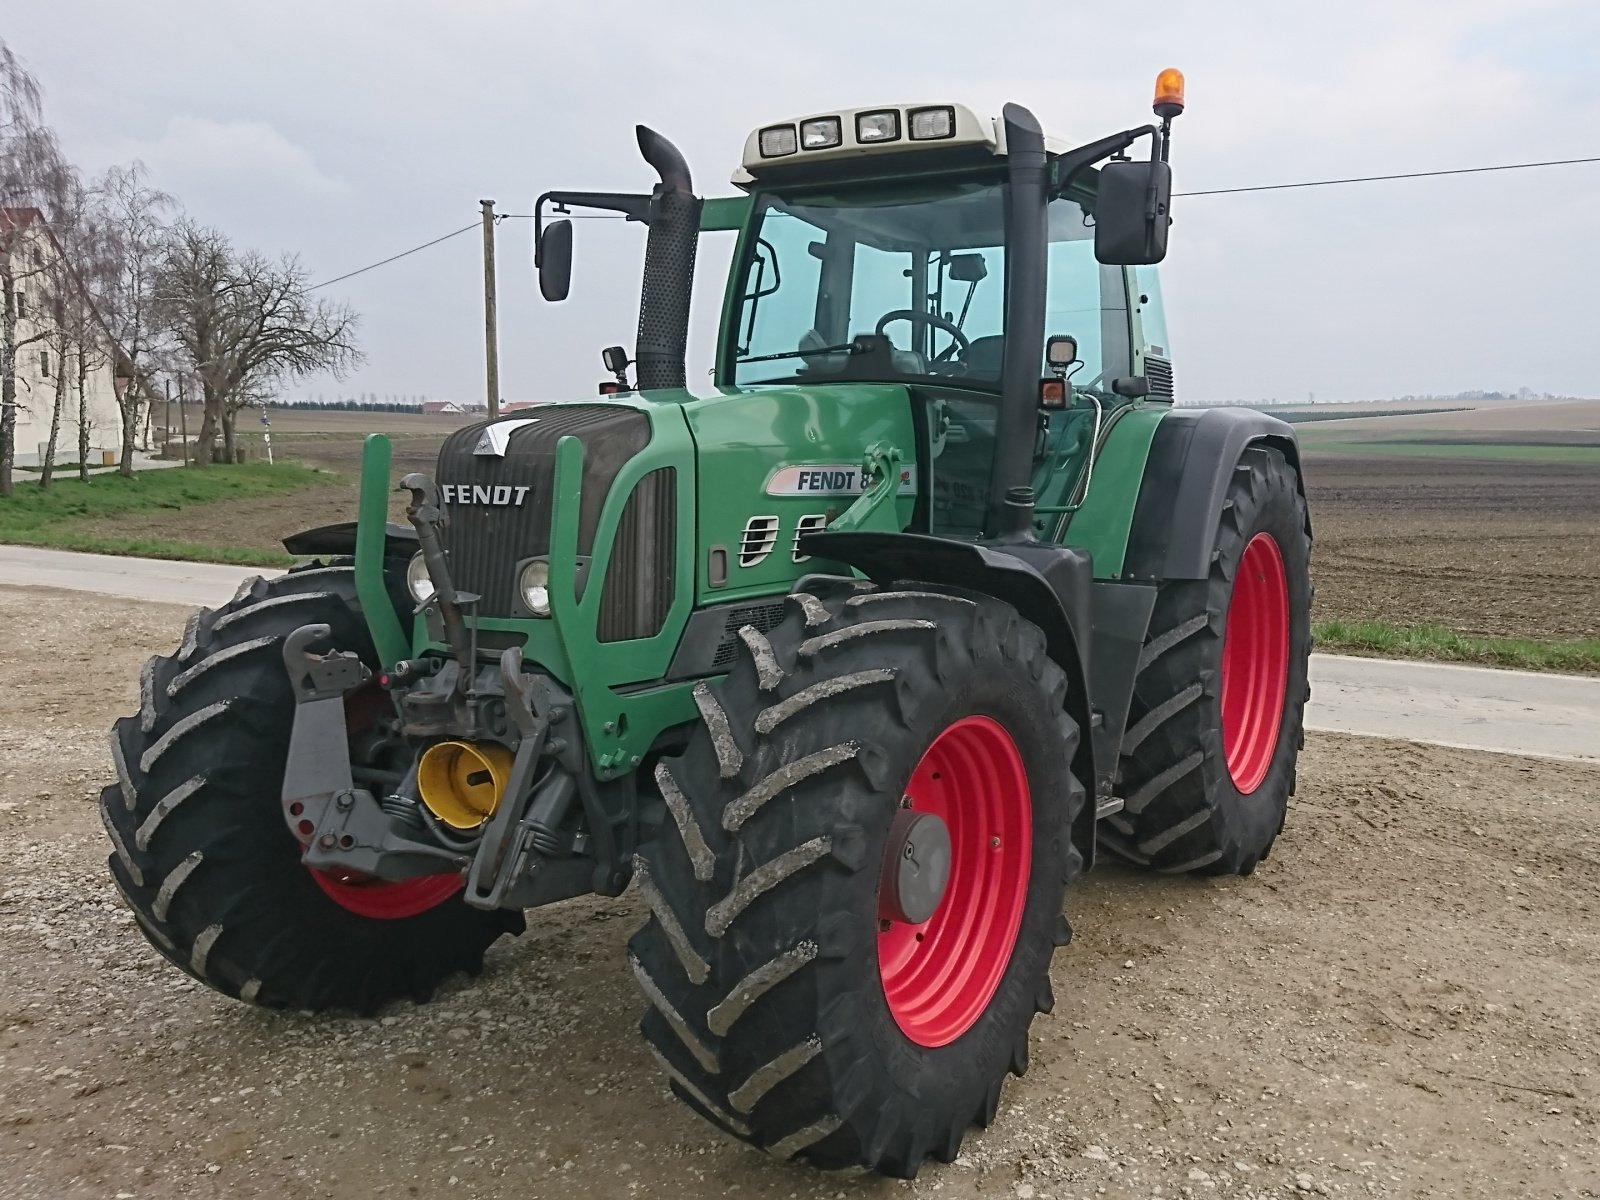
[855,110,900,143]
[908,106,956,140]
[519,559,551,617]
[406,551,434,603]
[757,124,798,158]
[800,116,842,149]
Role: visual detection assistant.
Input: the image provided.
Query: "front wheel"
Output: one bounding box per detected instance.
[627,582,1085,1176]
[1108,445,1313,874]
[100,563,523,1014]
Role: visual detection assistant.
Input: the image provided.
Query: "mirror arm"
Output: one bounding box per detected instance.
[533,190,653,264]
[1052,124,1158,195]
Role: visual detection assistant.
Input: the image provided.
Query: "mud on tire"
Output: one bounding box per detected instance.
[627,581,1086,1177]
[101,562,522,1014]
[1107,445,1313,875]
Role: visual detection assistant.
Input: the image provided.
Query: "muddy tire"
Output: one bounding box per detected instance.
[1107,445,1313,874]
[627,582,1085,1177]
[100,562,522,1014]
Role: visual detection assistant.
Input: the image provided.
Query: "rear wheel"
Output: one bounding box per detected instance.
[627,582,1085,1176]
[101,563,522,1014]
[1107,446,1312,874]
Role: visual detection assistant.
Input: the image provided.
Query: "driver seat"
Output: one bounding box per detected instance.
[960,335,1006,377]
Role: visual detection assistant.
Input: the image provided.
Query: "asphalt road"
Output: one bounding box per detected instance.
[3,544,1596,762]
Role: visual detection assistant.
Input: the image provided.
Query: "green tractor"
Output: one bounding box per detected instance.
[103,74,1313,1177]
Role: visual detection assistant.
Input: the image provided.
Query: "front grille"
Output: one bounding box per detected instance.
[598,468,676,643]
[711,601,788,669]
[435,407,649,616]
[1144,356,1175,400]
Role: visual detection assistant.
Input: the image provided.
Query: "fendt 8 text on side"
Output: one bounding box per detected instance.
[104,72,1313,1177]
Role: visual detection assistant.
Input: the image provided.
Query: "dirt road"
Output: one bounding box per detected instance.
[2,588,1597,1200]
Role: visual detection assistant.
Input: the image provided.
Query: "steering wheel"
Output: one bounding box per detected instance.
[874,309,972,362]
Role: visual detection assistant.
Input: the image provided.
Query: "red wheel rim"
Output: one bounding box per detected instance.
[308,868,463,919]
[877,716,1032,1048]
[1220,532,1290,794]
[299,683,464,920]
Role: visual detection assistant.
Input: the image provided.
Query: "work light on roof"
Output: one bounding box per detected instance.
[855,110,900,143]
[908,106,956,140]
[758,124,799,158]
[800,116,843,149]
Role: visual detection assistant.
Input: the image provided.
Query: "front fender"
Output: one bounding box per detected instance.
[798,529,1101,866]
[282,520,418,560]
[1122,408,1307,582]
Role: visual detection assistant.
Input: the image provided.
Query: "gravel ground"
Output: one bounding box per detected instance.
[1,585,1596,1200]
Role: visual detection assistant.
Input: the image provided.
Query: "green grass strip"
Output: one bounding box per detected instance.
[0,529,293,566]
[1315,619,1600,673]
[0,461,327,532]
[0,461,326,566]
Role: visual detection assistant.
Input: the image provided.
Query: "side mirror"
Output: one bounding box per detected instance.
[537,218,573,302]
[1111,375,1151,398]
[1093,159,1172,266]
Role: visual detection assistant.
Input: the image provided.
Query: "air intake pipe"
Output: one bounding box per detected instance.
[986,103,1049,540]
[634,126,701,391]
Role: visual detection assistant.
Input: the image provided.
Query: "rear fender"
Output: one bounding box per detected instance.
[800,529,1101,869]
[1123,408,1307,582]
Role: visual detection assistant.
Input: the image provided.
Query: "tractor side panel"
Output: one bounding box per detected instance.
[1060,403,1170,580]
[682,382,918,605]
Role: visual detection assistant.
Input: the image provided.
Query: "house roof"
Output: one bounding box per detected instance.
[0,206,43,236]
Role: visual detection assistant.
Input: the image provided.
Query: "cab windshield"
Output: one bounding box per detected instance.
[728,177,1111,391]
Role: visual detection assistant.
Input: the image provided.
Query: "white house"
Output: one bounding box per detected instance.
[2,206,128,467]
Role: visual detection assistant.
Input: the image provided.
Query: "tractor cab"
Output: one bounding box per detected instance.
[718,125,1150,538]
[538,93,1180,543]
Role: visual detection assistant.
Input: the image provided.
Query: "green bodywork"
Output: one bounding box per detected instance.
[353,389,1165,775]
[351,185,1170,777]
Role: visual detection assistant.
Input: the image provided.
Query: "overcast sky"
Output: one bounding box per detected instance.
[8,0,1599,404]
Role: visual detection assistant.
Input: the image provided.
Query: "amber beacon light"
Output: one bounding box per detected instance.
[1153,68,1186,119]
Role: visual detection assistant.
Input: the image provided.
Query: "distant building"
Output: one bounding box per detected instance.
[421,400,464,415]
[2,207,129,466]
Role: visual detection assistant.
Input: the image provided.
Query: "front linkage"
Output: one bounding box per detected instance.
[280,470,635,912]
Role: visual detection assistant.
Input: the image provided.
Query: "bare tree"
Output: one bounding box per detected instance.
[0,36,70,495]
[88,163,172,476]
[36,163,107,487]
[155,220,360,465]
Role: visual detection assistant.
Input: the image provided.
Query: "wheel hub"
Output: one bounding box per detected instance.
[878,810,952,925]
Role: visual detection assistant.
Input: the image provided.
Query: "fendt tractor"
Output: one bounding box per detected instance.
[103,73,1313,1176]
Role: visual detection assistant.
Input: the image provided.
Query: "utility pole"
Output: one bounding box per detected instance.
[178,380,190,465]
[481,199,500,420]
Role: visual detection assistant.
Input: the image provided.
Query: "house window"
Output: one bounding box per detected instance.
[39,350,50,378]
[12,290,23,319]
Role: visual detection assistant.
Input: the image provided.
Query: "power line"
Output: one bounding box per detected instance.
[308,154,1599,291]
[1175,155,1600,197]
[308,223,478,290]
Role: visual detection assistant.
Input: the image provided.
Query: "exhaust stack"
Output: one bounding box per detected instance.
[633,126,701,391]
